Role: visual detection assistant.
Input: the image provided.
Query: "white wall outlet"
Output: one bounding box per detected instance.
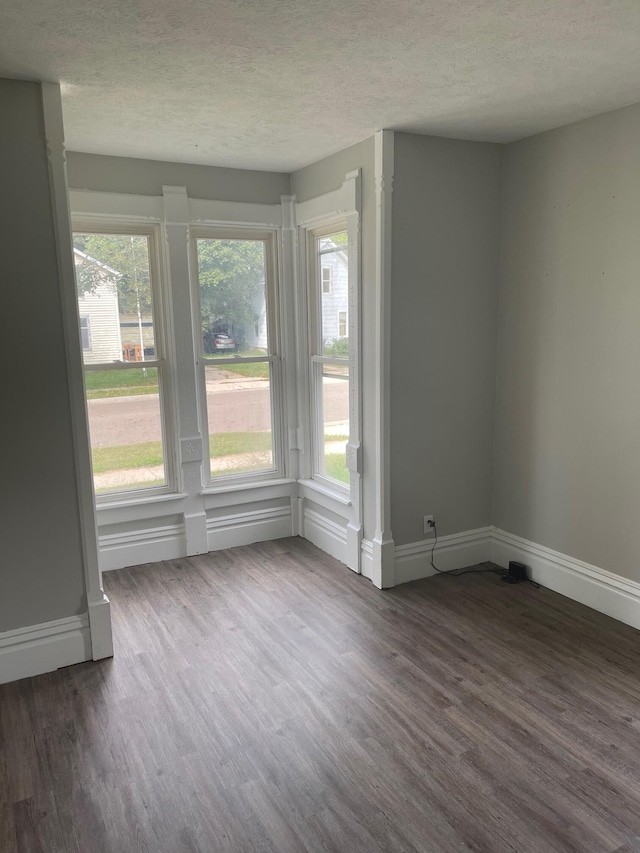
[423,515,435,535]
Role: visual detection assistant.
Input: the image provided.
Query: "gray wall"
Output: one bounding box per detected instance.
[67,152,290,203]
[494,103,640,580]
[291,137,378,541]
[0,80,87,631]
[391,133,503,544]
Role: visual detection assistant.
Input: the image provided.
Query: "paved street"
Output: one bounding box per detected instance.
[87,374,349,447]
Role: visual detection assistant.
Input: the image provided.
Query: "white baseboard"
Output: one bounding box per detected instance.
[0,614,92,685]
[361,539,374,580]
[207,506,292,551]
[100,522,186,571]
[88,594,114,660]
[491,527,640,632]
[394,527,492,585]
[303,507,348,566]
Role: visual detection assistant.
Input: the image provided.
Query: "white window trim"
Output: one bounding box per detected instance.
[321,265,332,294]
[79,315,92,350]
[337,309,347,338]
[71,217,178,503]
[308,221,350,493]
[189,225,286,487]
[295,170,363,572]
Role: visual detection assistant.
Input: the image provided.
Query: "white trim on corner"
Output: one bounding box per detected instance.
[41,83,113,662]
[303,507,348,566]
[371,129,395,590]
[361,538,374,580]
[394,527,492,585]
[0,615,92,685]
[491,527,640,632]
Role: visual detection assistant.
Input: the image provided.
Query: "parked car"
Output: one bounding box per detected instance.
[211,333,237,353]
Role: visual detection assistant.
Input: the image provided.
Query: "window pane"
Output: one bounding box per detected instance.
[85,368,166,493]
[196,239,268,356]
[320,364,349,485]
[318,231,349,357]
[204,363,274,478]
[73,234,155,365]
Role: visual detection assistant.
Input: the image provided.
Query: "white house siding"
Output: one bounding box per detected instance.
[320,249,348,348]
[74,251,123,364]
[77,285,122,363]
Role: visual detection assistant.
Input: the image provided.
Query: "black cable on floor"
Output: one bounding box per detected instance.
[429,522,539,586]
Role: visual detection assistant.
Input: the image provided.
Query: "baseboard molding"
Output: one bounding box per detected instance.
[207,506,292,551]
[0,614,92,685]
[100,522,186,571]
[361,539,374,580]
[393,527,492,585]
[303,507,348,566]
[88,594,114,660]
[491,527,640,632]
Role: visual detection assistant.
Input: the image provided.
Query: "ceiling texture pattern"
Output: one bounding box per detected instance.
[1,0,639,170]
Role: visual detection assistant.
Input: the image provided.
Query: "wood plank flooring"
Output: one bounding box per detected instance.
[3,537,640,852]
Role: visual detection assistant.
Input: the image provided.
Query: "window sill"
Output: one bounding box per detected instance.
[202,477,296,496]
[298,478,351,507]
[97,491,187,511]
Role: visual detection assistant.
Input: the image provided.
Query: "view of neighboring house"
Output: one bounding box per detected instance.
[318,243,348,348]
[74,249,122,364]
[74,249,154,362]
[243,241,348,353]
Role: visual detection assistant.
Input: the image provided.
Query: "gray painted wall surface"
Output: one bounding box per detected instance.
[391,133,503,545]
[67,152,290,204]
[291,137,377,540]
[0,79,87,631]
[494,103,640,580]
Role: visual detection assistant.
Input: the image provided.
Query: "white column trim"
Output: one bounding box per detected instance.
[41,82,113,661]
[162,185,208,556]
[295,171,362,573]
[371,129,395,588]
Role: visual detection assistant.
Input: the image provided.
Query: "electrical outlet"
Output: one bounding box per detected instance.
[423,515,435,535]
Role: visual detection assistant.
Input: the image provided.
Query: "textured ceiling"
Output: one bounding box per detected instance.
[1,0,640,171]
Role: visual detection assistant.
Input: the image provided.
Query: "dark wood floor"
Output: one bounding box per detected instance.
[3,538,640,852]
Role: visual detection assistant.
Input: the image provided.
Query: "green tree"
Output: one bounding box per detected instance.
[73,233,152,316]
[196,239,265,346]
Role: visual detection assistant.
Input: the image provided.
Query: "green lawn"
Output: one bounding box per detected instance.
[85,368,158,399]
[85,357,270,400]
[92,430,274,474]
[205,349,270,379]
[92,430,350,488]
[325,453,349,485]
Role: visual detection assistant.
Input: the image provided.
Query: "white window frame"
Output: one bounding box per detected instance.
[79,315,92,351]
[321,265,332,294]
[294,170,362,575]
[72,218,177,502]
[337,310,347,339]
[190,226,285,486]
[308,222,351,493]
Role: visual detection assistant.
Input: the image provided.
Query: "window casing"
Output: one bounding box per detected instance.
[191,227,284,484]
[309,225,351,489]
[72,223,174,499]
